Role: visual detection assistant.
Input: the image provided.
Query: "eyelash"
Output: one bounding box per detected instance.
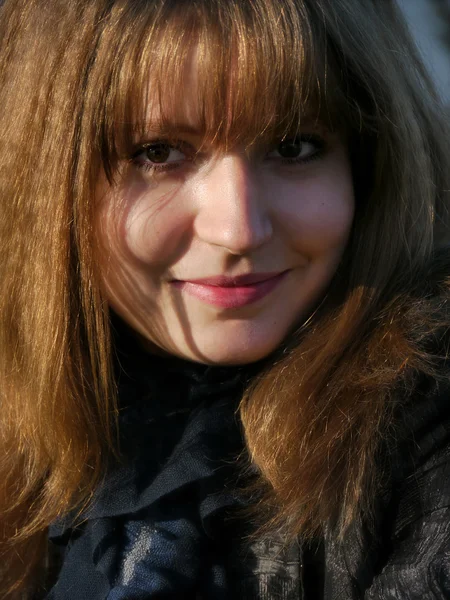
[130,142,192,174]
[129,135,326,175]
[276,135,326,166]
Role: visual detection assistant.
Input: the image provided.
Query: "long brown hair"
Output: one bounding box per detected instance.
[0,0,449,596]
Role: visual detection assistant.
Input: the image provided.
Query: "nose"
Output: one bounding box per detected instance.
[193,154,273,255]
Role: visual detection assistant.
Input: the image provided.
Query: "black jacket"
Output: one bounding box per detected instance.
[45,343,450,599]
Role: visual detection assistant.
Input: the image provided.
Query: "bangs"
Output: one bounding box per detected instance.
[87,0,350,179]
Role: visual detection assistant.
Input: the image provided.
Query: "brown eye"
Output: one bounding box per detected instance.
[145,143,172,163]
[277,138,303,159]
[131,142,187,170]
[267,135,325,163]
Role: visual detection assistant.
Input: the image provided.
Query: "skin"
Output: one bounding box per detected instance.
[96,57,355,366]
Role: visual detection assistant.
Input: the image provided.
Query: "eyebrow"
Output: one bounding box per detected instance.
[133,121,205,138]
[129,116,331,151]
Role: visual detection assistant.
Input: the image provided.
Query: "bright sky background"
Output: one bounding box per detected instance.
[397,0,450,103]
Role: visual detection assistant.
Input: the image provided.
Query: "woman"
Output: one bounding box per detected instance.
[0,0,449,597]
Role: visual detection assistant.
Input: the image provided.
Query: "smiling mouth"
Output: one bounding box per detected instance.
[170,270,290,308]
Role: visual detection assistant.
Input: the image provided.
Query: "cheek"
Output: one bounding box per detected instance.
[273,166,354,255]
[104,181,193,269]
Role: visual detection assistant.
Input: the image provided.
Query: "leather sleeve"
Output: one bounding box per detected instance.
[365,389,450,600]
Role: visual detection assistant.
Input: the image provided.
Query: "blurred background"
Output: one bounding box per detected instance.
[397,0,450,104]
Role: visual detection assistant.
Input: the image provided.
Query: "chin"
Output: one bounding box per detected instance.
[169,331,284,366]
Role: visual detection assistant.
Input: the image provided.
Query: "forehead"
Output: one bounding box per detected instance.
[132,45,334,152]
[99,0,349,166]
[142,46,202,133]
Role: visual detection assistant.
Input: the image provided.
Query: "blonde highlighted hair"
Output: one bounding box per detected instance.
[0,0,449,596]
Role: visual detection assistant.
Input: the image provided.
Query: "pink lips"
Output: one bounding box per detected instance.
[171,271,289,309]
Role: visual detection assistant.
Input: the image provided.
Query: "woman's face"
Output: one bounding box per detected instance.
[97,58,355,365]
